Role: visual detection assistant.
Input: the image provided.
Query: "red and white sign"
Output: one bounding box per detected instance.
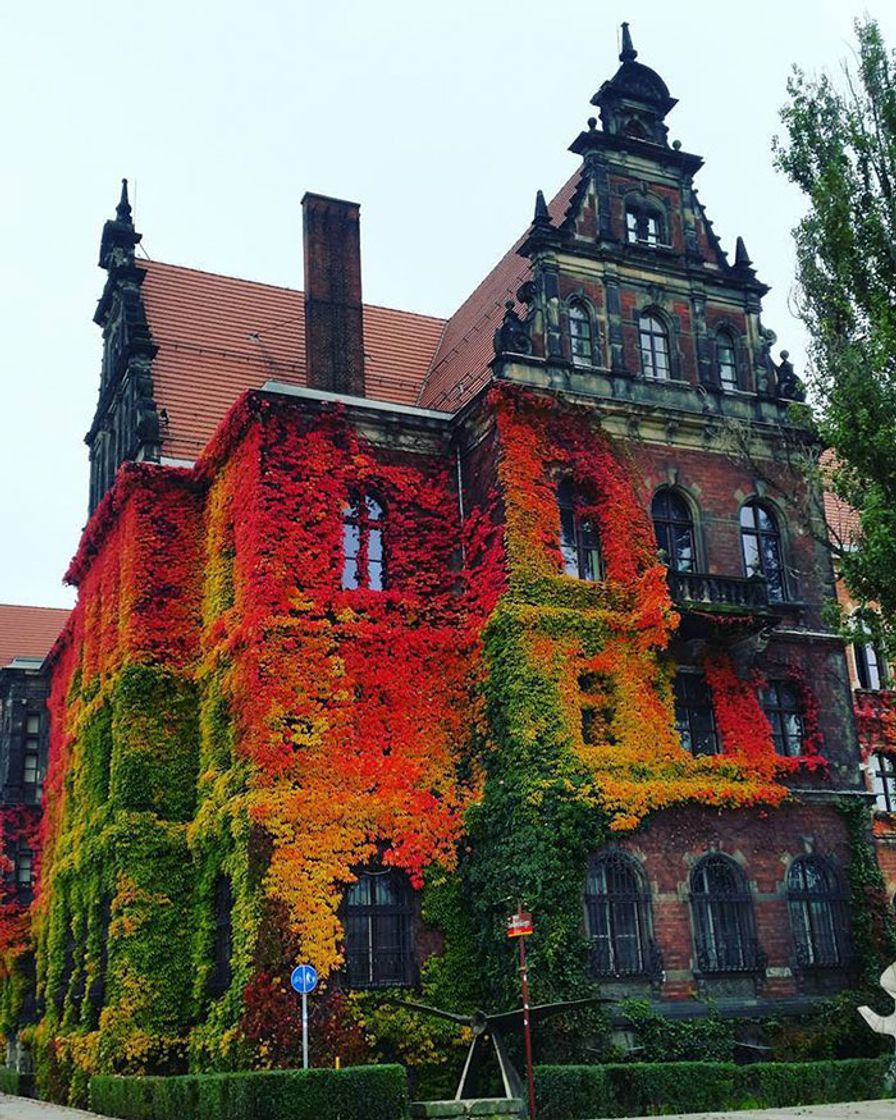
[507,910,533,938]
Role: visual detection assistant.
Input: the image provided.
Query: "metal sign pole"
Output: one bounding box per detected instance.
[302,988,309,1070]
[518,933,537,1120]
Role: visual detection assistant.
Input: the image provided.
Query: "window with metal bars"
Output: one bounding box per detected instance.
[871,752,896,813]
[639,313,671,379]
[584,851,653,977]
[690,854,762,974]
[786,856,851,970]
[760,680,804,757]
[739,501,786,601]
[208,875,234,999]
[343,867,416,988]
[341,494,385,591]
[717,331,738,390]
[673,672,719,756]
[568,302,595,367]
[557,478,602,581]
[652,489,695,572]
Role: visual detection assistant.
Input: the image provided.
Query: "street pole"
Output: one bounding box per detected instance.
[302,988,309,1070]
[518,933,537,1120]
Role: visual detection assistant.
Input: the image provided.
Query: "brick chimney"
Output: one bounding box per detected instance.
[301,192,365,397]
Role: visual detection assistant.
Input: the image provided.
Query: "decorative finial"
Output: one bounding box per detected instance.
[620,22,638,63]
[734,236,753,269]
[587,117,597,131]
[116,178,133,225]
[533,189,551,227]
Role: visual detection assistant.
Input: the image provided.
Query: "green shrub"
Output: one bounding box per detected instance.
[0,1066,35,1098]
[534,1056,892,1118]
[90,1064,409,1120]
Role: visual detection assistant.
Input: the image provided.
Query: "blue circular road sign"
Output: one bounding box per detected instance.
[291,964,318,994]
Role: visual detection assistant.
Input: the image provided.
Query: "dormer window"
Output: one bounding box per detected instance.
[626,206,664,247]
[568,303,594,367]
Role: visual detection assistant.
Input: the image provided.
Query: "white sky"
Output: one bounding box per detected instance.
[2,0,894,610]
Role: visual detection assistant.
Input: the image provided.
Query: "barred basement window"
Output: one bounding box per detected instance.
[558,478,602,581]
[584,851,653,977]
[787,856,851,969]
[208,874,234,998]
[673,672,719,756]
[690,854,761,974]
[343,867,415,988]
[341,494,385,591]
[871,752,896,813]
[652,489,695,572]
[568,302,594,367]
[760,680,804,757]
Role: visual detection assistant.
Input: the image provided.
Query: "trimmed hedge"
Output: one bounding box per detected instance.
[90,1064,409,1120]
[534,1056,893,1119]
[0,1067,35,1097]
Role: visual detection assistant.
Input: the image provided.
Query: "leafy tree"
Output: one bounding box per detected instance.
[775,18,896,648]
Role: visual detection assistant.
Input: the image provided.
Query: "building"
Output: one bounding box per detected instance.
[8,23,894,1099]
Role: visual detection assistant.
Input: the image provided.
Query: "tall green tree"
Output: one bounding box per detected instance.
[776,18,896,646]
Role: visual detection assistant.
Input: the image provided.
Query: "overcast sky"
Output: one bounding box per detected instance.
[3,1,895,610]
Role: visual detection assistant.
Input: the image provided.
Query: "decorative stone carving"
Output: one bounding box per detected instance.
[493,301,532,358]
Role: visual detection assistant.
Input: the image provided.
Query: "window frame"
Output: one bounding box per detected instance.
[716,330,738,391]
[568,301,595,368]
[673,671,720,757]
[739,500,787,602]
[584,850,655,979]
[871,751,896,813]
[342,866,416,989]
[625,204,666,247]
[760,679,804,757]
[689,854,761,975]
[651,488,696,573]
[341,492,386,592]
[638,312,672,380]
[208,874,234,999]
[557,478,603,582]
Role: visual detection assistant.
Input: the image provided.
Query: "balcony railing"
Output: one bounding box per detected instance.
[667,570,769,611]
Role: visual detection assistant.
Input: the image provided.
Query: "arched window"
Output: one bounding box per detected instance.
[341,493,385,591]
[739,501,786,602]
[585,851,653,977]
[853,617,886,690]
[343,867,415,988]
[568,302,594,367]
[557,478,602,581]
[759,680,804,757]
[690,855,760,974]
[652,489,695,572]
[787,856,851,969]
[639,313,671,379]
[717,331,738,391]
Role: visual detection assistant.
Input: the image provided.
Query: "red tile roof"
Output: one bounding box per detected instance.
[417,172,581,411]
[0,605,70,668]
[139,262,448,462]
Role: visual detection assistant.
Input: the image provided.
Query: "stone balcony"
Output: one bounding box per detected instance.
[667,570,770,612]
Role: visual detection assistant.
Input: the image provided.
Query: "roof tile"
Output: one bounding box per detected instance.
[0,605,70,668]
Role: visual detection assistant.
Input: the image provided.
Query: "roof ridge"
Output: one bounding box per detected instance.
[0,603,71,612]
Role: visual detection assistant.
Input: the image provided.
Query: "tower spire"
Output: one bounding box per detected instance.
[115,178,133,226]
[619,21,637,63]
[99,177,141,270]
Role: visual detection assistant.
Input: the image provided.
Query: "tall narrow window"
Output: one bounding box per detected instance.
[23,713,41,802]
[343,868,415,988]
[690,855,760,974]
[568,303,594,367]
[639,314,671,379]
[557,479,602,581]
[15,849,33,890]
[88,896,112,1019]
[341,494,385,591]
[854,619,886,690]
[740,501,786,601]
[787,856,851,969]
[871,752,896,813]
[673,672,719,756]
[760,680,804,757]
[584,851,653,977]
[717,331,738,391]
[208,875,233,998]
[651,489,695,572]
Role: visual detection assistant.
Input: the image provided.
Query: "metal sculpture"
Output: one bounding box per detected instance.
[393,997,612,1101]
